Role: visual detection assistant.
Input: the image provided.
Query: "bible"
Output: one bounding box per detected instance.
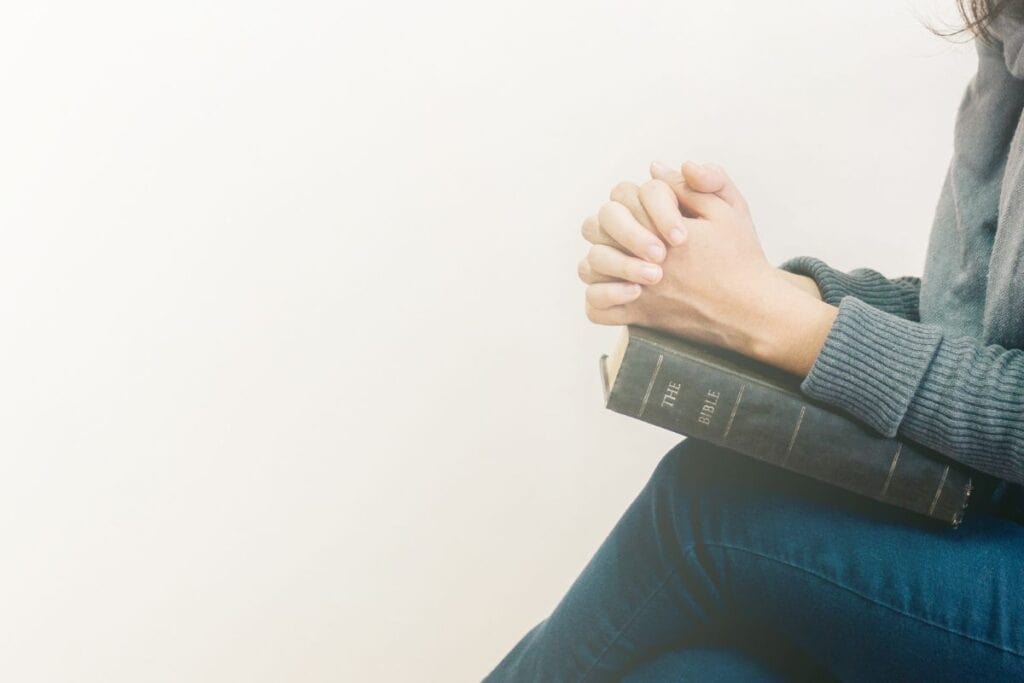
[600,325,973,526]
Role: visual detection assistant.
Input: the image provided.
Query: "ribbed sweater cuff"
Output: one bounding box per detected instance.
[899,335,1024,484]
[799,295,944,438]
[778,255,920,320]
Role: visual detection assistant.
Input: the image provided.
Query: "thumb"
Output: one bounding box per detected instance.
[680,161,748,214]
[648,161,721,218]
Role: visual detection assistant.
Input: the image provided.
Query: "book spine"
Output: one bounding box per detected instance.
[606,339,971,526]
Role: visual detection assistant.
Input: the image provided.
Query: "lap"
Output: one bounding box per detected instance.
[656,437,1024,680]
[622,646,791,683]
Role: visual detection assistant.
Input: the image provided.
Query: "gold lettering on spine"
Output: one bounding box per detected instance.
[661,381,681,408]
[698,390,720,426]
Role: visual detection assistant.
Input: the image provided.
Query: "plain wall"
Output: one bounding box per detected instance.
[0,1,977,680]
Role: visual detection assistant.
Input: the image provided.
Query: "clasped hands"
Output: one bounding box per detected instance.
[577,161,837,376]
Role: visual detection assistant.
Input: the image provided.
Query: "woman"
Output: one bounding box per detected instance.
[486,2,1024,680]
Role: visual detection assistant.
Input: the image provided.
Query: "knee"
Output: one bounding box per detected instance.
[649,437,724,492]
[638,438,739,568]
[644,438,760,539]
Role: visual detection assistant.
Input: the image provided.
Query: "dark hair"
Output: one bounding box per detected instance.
[943,0,1024,42]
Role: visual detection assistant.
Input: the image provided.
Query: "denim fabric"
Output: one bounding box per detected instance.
[484,438,1024,682]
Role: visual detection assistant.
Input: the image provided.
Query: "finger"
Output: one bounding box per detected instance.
[580,214,620,248]
[639,179,692,247]
[649,161,729,218]
[587,244,662,285]
[675,160,724,194]
[681,161,748,213]
[598,201,667,263]
[609,181,656,232]
[585,300,632,326]
[585,281,642,309]
[576,255,618,284]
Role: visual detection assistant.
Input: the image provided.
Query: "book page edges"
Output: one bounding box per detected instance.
[599,354,610,403]
[600,327,632,406]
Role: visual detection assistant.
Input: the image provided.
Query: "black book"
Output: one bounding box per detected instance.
[599,325,973,526]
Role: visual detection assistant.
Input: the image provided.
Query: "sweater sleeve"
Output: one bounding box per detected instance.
[778,255,922,321]
[799,295,1024,486]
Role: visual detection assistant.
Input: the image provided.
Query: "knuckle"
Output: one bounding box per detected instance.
[640,178,660,193]
[637,183,653,203]
[609,181,638,202]
[640,178,670,201]
[589,244,621,273]
[580,214,597,241]
[598,200,621,221]
[577,258,591,281]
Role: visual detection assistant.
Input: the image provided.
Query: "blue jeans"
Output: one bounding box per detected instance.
[484,438,1024,681]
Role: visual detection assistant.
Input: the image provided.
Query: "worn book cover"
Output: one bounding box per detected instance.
[600,325,973,526]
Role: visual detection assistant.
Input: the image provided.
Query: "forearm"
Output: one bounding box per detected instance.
[778,255,921,321]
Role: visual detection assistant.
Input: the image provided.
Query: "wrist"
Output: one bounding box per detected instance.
[776,268,823,301]
[743,276,839,377]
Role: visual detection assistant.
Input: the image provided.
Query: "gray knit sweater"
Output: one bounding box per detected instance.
[779,15,1024,518]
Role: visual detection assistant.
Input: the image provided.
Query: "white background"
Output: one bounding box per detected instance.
[0,1,977,680]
